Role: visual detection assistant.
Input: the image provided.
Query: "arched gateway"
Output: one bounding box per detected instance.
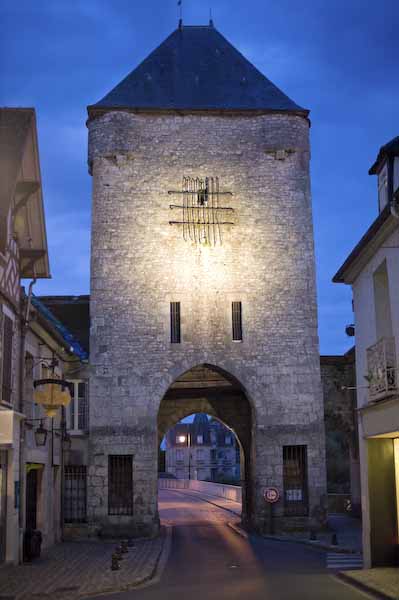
[158,364,253,525]
[86,23,327,538]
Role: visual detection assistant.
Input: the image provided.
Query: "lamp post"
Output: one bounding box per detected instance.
[177,431,191,480]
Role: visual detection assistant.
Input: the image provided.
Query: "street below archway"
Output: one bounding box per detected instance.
[91,489,368,600]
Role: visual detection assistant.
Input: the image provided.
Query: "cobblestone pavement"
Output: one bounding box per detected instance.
[0,533,165,600]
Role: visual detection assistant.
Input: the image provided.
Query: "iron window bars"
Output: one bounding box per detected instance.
[108,455,133,516]
[283,445,309,516]
[64,466,87,523]
[169,177,234,246]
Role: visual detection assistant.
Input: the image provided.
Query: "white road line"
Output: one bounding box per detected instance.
[327,553,363,570]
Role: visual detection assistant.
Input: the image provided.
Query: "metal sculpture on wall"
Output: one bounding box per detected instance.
[168,177,234,246]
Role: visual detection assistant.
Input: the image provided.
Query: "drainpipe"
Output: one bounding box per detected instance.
[18,278,36,562]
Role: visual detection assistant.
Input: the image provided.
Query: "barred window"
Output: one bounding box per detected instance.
[108,455,133,516]
[2,315,13,404]
[283,445,308,516]
[170,302,181,343]
[64,466,87,523]
[232,302,242,341]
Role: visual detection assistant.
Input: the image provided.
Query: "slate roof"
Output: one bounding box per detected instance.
[369,135,399,174]
[89,24,307,116]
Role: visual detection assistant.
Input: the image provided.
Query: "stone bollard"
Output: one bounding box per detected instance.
[115,545,123,560]
[111,553,120,571]
[331,533,338,546]
[121,540,129,554]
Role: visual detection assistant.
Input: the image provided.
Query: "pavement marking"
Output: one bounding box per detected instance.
[327,552,363,570]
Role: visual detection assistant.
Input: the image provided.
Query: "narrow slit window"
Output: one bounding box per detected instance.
[170,302,181,344]
[232,302,242,341]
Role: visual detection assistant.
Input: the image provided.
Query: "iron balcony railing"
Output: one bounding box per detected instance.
[366,337,398,401]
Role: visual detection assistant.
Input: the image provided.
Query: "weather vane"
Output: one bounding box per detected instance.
[178,0,182,26]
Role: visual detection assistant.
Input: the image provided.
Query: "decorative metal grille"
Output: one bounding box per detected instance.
[64,466,87,523]
[283,445,308,516]
[170,302,181,344]
[169,177,233,246]
[2,316,13,404]
[108,455,133,516]
[366,337,397,401]
[232,302,243,341]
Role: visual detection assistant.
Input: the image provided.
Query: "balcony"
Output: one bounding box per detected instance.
[366,337,398,402]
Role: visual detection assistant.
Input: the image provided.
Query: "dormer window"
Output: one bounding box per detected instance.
[378,163,389,212]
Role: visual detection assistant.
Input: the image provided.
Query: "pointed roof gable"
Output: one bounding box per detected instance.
[88,25,307,117]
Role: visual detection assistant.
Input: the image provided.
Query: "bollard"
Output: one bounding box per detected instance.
[331,533,338,546]
[111,553,120,571]
[121,540,129,554]
[115,545,123,560]
[309,530,317,541]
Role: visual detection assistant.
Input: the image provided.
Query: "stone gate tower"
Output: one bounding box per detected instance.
[87,23,326,537]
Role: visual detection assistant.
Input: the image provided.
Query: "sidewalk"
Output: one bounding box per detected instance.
[339,568,399,600]
[183,488,362,554]
[0,531,167,600]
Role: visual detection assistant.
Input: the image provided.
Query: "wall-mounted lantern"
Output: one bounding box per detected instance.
[34,420,47,447]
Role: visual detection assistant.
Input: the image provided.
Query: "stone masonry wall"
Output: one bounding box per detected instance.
[88,110,326,536]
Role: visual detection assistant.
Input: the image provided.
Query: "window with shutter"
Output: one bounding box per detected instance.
[2,315,13,404]
[170,302,181,343]
[232,301,243,341]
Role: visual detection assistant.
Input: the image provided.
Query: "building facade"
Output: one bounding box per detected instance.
[334,135,399,566]
[0,109,86,564]
[86,23,326,537]
[165,414,240,483]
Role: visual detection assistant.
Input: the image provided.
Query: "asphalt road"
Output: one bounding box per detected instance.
[92,490,370,600]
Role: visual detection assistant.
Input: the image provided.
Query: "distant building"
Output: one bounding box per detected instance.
[334,135,399,567]
[165,414,240,483]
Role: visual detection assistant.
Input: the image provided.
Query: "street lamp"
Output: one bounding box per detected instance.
[34,420,47,447]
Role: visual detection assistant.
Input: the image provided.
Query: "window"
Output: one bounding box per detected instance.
[225,435,231,445]
[378,163,389,212]
[2,315,13,404]
[210,431,217,444]
[196,449,204,461]
[211,449,217,463]
[64,466,87,523]
[232,302,242,341]
[176,449,183,462]
[108,455,133,516]
[69,381,88,431]
[170,302,181,344]
[283,445,308,516]
[197,435,203,445]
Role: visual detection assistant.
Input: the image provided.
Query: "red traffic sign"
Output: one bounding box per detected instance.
[263,487,280,504]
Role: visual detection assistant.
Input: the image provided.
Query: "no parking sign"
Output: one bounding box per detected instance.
[263,487,279,504]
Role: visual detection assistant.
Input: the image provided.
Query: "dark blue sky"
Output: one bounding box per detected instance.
[1,0,398,354]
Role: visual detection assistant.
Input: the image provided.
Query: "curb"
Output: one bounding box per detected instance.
[227,521,248,539]
[261,533,361,555]
[80,526,171,598]
[335,572,394,600]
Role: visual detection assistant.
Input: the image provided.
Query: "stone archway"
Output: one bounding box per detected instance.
[157,364,253,525]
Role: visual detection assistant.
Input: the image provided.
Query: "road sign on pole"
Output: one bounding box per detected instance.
[263,487,279,504]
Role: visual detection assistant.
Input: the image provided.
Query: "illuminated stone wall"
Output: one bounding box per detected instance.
[87,110,326,536]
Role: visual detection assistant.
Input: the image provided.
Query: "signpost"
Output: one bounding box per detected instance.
[263,487,279,534]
